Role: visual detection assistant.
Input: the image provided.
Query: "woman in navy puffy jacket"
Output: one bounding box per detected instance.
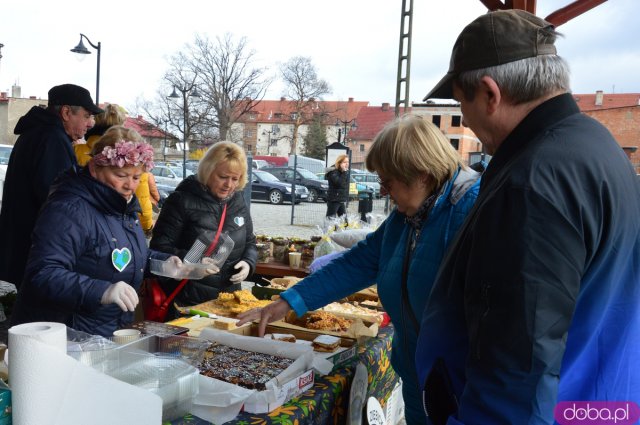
[11,126,182,337]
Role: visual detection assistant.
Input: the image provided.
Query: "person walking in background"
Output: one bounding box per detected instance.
[150,141,257,320]
[9,126,191,337]
[415,10,640,425]
[238,115,481,425]
[324,154,350,218]
[0,83,102,289]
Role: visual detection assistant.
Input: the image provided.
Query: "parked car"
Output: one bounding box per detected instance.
[250,170,308,205]
[150,165,185,188]
[261,166,329,203]
[351,172,381,198]
[252,159,269,170]
[156,183,175,209]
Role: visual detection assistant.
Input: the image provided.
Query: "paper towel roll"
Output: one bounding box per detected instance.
[8,322,162,425]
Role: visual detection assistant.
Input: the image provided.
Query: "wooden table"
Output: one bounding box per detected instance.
[254,260,309,278]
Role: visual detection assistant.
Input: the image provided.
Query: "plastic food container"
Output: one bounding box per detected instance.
[150,258,210,280]
[107,355,200,421]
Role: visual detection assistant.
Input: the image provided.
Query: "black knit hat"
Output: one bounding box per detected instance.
[424,10,557,100]
[48,84,103,115]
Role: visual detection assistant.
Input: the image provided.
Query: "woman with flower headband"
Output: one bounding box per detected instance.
[11,126,207,336]
[74,103,158,234]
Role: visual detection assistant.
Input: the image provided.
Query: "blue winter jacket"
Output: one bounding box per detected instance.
[11,167,170,337]
[415,94,640,424]
[282,167,480,424]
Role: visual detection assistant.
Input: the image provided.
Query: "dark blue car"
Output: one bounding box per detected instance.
[251,170,309,204]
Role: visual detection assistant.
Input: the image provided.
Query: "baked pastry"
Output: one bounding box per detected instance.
[190,290,271,317]
[198,342,294,390]
[271,333,296,343]
[287,311,353,332]
[212,319,237,330]
[312,335,341,352]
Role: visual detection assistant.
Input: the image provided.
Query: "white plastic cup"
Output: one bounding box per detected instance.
[289,252,302,268]
[112,329,141,344]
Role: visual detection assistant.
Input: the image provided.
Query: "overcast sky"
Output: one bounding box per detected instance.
[1,0,638,113]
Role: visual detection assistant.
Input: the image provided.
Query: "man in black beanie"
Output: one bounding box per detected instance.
[0,83,102,288]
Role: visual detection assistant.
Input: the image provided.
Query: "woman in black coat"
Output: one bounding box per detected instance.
[150,142,257,315]
[325,154,350,218]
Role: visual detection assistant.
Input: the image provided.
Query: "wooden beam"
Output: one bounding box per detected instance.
[545,0,608,27]
[479,0,507,11]
[508,0,537,13]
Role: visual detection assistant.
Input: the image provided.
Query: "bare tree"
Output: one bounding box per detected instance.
[280,56,331,153]
[191,33,271,141]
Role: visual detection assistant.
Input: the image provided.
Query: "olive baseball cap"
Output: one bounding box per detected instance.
[424,9,557,100]
[48,84,103,115]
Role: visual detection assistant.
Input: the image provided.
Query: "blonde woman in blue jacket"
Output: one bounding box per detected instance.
[238,115,481,425]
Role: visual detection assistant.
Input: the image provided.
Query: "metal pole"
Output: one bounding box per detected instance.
[95,41,101,105]
[182,89,188,179]
[163,120,167,162]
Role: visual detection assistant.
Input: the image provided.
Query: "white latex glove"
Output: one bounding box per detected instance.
[101,281,139,312]
[229,260,250,283]
[201,257,220,275]
[167,256,182,267]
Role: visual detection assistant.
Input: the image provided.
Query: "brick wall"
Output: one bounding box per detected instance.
[583,107,640,172]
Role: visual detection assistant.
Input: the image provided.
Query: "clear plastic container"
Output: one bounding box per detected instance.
[107,355,199,421]
[68,332,208,421]
[149,258,210,280]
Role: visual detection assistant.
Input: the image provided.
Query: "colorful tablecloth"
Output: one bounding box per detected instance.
[168,325,398,425]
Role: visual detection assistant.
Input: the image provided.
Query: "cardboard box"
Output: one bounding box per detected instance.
[243,369,314,413]
[192,328,317,421]
[272,311,380,339]
[229,323,358,367]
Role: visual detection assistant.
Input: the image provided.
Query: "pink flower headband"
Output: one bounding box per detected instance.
[93,140,155,171]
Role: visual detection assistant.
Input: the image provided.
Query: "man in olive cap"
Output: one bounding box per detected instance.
[0,83,102,288]
[415,9,640,425]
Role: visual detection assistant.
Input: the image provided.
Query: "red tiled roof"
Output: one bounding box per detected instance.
[574,92,640,112]
[245,98,369,123]
[349,105,408,140]
[125,116,167,138]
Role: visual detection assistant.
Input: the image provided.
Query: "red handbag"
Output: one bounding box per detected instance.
[143,205,227,322]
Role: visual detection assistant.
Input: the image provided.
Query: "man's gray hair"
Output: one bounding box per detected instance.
[456,55,571,104]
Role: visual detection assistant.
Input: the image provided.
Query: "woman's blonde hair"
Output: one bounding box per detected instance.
[90,125,142,156]
[365,115,463,190]
[334,154,349,169]
[197,141,248,189]
[94,103,126,128]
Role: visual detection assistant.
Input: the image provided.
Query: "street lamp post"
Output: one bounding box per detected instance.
[336,118,357,145]
[262,125,280,155]
[168,84,201,178]
[162,119,168,162]
[71,34,101,104]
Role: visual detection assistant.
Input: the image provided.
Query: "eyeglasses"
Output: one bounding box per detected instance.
[376,176,392,194]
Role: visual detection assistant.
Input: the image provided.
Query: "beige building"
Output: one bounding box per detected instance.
[0,86,47,146]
